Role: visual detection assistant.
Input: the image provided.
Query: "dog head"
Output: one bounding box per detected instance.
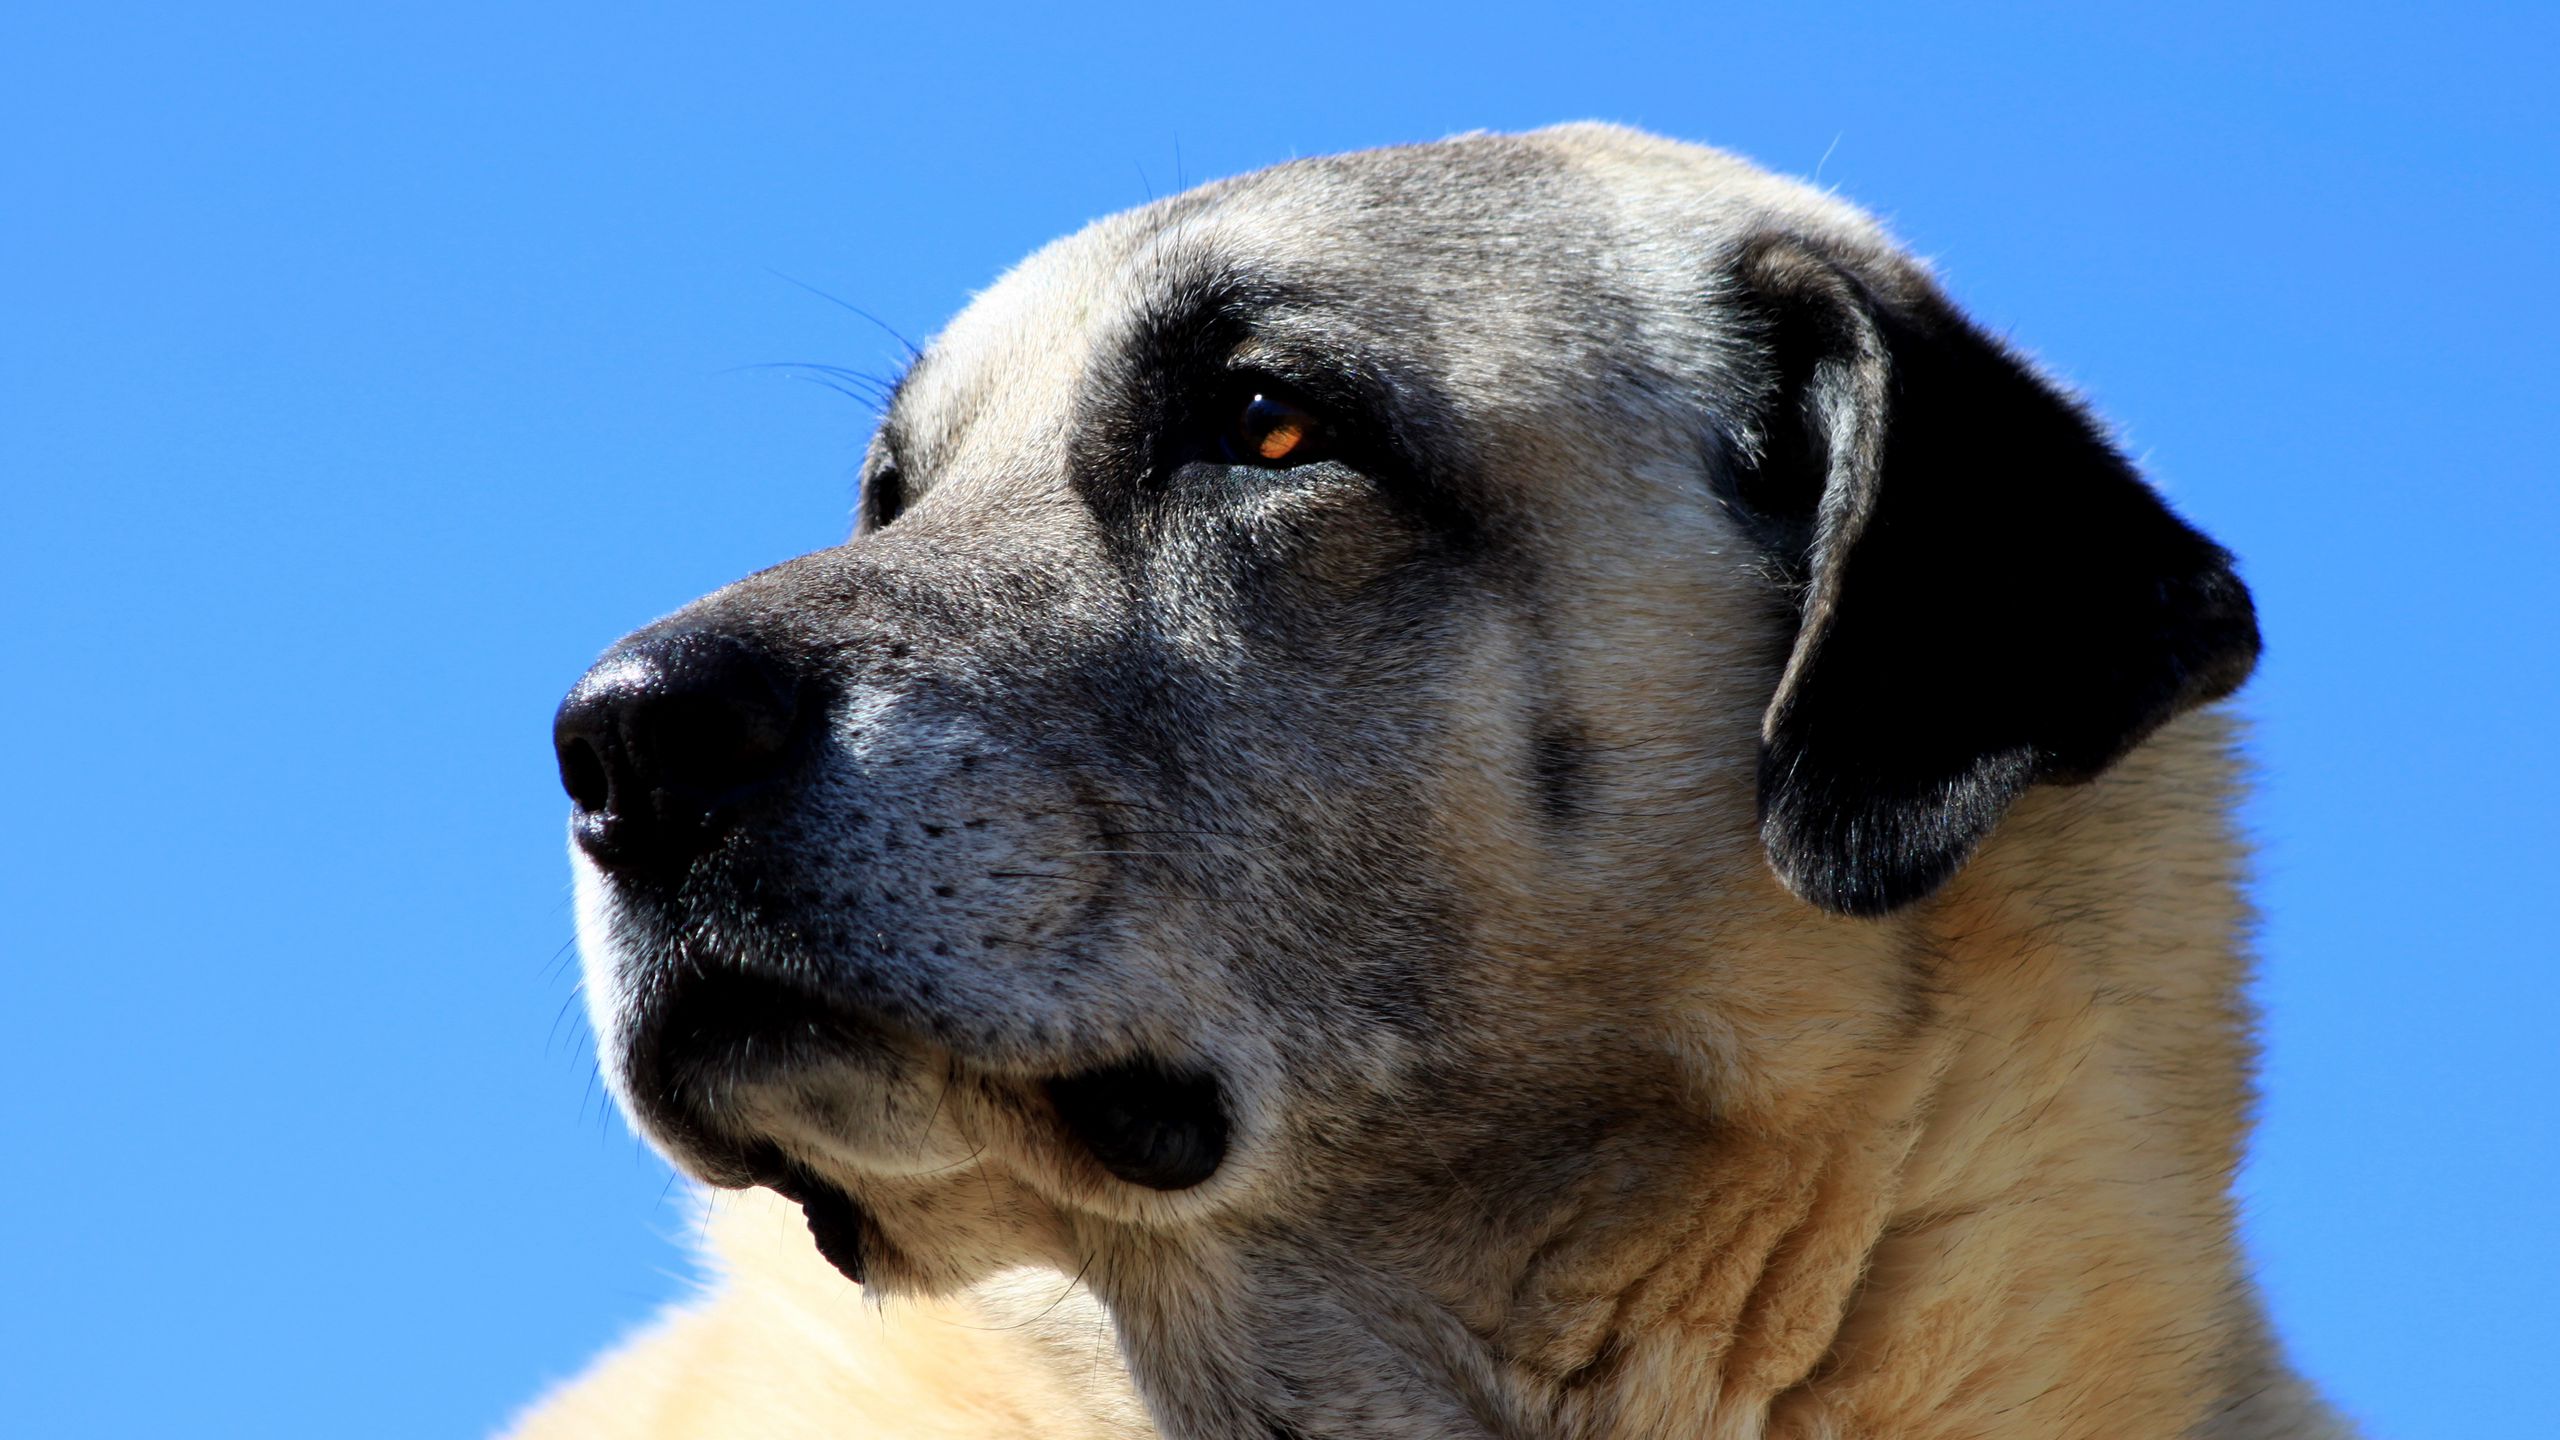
[555,124,2256,1435]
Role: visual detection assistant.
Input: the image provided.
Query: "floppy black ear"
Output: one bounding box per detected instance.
[1728,234,2259,917]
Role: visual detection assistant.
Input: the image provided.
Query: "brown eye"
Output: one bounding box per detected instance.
[1227,392,1326,466]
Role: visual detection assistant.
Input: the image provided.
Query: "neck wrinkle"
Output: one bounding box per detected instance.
[1519,774,2261,1440]
[1527,1032,1946,1440]
[1774,776,2258,1440]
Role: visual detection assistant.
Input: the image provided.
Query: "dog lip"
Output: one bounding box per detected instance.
[688,1138,792,1192]
[1047,1059,1229,1191]
[626,958,1236,1197]
[624,965,895,1117]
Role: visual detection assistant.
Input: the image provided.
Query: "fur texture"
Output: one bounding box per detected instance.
[513,125,2346,1440]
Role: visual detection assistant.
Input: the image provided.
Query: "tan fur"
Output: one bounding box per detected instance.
[514,126,2345,1439]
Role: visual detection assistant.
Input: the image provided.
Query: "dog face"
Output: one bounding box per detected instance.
[555,125,2256,1434]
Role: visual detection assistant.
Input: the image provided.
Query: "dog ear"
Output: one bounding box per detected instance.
[1726,234,2259,917]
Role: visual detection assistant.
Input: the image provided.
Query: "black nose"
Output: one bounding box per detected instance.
[553,628,806,874]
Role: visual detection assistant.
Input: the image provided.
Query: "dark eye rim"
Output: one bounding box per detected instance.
[1178,360,1477,551]
[1167,361,1436,500]
[861,461,908,529]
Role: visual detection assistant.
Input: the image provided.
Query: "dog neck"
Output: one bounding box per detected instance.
[1487,716,2294,1440]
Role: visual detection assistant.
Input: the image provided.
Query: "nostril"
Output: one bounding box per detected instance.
[552,626,810,874]
[559,735,610,814]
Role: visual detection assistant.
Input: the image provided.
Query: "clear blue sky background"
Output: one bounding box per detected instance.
[4,4,2552,1435]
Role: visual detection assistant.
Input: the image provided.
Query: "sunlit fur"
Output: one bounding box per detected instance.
[512,125,2347,1440]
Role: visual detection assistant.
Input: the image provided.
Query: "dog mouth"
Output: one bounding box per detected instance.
[626,966,891,1099]
[625,964,1232,1280]
[763,1163,880,1284]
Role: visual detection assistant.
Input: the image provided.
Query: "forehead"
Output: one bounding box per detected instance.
[885,127,1886,468]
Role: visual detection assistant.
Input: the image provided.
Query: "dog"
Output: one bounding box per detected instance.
[514,124,2350,1439]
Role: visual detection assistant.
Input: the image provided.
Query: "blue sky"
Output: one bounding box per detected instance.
[3,4,2552,1435]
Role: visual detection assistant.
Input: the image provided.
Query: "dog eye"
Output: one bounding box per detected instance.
[864,464,908,528]
[1222,391,1329,468]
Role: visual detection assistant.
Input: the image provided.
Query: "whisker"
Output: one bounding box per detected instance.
[547,981,587,1057]
[1049,840,1269,850]
[1016,1245,1100,1331]
[981,876,1240,906]
[762,269,925,362]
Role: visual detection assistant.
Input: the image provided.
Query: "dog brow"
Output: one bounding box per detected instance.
[1118,257,1295,383]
